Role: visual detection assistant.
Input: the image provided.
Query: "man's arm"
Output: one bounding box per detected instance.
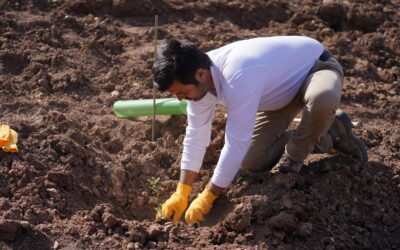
[207,181,224,196]
[156,94,216,223]
[181,93,216,173]
[180,170,223,196]
[210,67,267,188]
[179,169,198,186]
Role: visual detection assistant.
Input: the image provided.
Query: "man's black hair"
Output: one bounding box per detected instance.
[152,39,212,91]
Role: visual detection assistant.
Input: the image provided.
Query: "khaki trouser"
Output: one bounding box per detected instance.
[242,56,344,171]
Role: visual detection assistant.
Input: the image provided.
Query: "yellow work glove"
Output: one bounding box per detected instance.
[0,125,19,153]
[156,183,192,223]
[185,187,218,224]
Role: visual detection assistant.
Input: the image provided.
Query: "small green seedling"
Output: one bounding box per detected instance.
[154,203,162,213]
[147,176,162,195]
[154,204,167,221]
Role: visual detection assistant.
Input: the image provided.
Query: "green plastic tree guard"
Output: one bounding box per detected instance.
[113,98,188,118]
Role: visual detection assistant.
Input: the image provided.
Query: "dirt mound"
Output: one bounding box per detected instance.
[0,0,399,249]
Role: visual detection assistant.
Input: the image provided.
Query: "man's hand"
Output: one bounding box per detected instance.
[156,183,192,223]
[185,187,218,224]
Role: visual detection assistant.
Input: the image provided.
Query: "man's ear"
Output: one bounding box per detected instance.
[195,68,207,82]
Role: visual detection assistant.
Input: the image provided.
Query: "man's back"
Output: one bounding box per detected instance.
[207,36,324,111]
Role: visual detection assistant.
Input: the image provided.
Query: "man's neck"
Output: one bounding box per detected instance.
[206,70,216,96]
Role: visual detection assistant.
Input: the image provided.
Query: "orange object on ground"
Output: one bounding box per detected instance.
[0,124,19,152]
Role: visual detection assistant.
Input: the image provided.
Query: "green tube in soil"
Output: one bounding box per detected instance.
[113,98,187,118]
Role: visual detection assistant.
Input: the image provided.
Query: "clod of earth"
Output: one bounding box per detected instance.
[0,0,399,249]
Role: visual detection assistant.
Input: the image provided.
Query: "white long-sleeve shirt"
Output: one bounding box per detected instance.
[181,36,324,188]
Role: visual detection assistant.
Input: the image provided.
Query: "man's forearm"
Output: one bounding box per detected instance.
[207,181,224,196]
[179,170,198,186]
[180,170,224,196]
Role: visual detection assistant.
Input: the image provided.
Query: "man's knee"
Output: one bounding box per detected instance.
[308,90,340,115]
[242,131,292,172]
[241,149,280,172]
[241,155,266,172]
[241,152,283,172]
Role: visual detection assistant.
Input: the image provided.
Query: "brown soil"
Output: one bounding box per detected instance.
[0,0,399,249]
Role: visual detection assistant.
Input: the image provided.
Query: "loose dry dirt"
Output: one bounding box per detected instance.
[0,0,399,249]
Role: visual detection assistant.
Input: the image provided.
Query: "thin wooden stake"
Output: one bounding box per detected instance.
[152,15,158,141]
